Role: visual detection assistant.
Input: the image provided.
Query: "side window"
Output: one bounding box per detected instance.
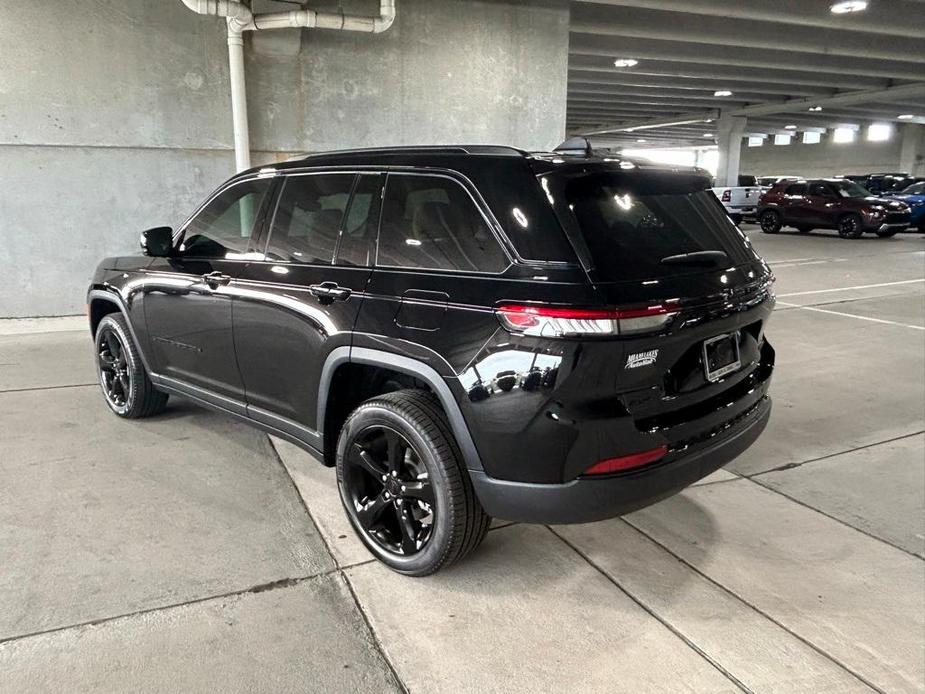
[377,175,508,273]
[179,179,270,259]
[335,174,383,267]
[785,184,807,196]
[808,183,831,197]
[265,174,355,264]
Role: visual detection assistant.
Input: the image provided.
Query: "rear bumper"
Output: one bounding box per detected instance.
[470,396,771,524]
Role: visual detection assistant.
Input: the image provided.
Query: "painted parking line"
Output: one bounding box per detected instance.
[777,301,925,331]
[777,279,924,298]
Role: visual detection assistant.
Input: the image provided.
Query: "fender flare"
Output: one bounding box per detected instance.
[87,288,155,374]
[317,346,484,472]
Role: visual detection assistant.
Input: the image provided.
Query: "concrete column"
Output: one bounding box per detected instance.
[898,123,924,176]
[715,113,747,186]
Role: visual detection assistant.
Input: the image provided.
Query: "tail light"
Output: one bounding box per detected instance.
[582,445,668,476]
[721,189,731,202]
[495,302,678,338]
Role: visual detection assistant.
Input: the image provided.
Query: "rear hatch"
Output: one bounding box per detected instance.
[537,164,775,439]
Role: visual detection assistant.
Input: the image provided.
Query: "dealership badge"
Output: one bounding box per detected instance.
[625,349,658,369]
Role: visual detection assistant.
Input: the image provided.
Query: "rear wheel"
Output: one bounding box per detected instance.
[336,390,490,576]
[838,213,864,239]
[759,209,781,234]
[95,313,168,418]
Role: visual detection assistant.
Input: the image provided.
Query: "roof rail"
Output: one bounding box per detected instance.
[295,144,528,160]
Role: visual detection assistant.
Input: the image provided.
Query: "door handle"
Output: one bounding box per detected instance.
[202,271,231,288]
[309,282,351,304]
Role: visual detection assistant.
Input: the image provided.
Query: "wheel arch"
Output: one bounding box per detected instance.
[318,347,483,473]
[87,289,154,373]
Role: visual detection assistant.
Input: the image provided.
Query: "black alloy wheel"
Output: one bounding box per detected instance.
[838,214,864,239]
[98,327,131,411]
[759,210,781,233]
[343,425,436,556]
[94,312,168,418]
[336,390,490,576]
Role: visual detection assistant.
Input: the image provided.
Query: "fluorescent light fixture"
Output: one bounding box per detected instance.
[747,136,764,147]
[703,133,714,138]
[830,0,867,13]
[808,106,823,112]
[613,58,638,68]
[636,138,647,143]
[713,90,733,97]
[897,114,915,120]
[867,123,892,142]
[802,131,822,144]
[833,127,855,143]
[784,124,797,130]
[774,134,792,146]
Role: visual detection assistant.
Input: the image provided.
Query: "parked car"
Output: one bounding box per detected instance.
[842,172,916,196]
[757,178,911,238]
[884,181,925,232]
[712,175,762,223]
[87,145,775,575]
[756,175,799,188]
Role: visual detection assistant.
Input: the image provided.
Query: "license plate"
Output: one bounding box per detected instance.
[703,332,741,382]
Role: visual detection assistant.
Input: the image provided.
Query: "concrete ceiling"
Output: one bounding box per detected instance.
[566,0,925,148]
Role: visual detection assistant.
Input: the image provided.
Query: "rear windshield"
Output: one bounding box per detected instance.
[549,172,757,282]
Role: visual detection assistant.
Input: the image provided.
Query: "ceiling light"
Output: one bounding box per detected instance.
[830,1,867,13]
[703,133,714,138]
[613,58,638,68]
[714,90,733,97]
[636,138,646,143]
[808,106,823,112]
[897,114,915,120]
[785,124,797,129]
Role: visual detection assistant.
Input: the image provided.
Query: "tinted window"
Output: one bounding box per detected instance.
[377,175,508,273]
[335,174,382,267]
[901,182,925,195]
[180,179,270,259]
[785,184,807,196]
[265,174,354,263]
[555,172,756,282]
[808,183,832,197]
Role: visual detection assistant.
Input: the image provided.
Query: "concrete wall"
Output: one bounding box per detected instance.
[0,0,569,317]
[739,125,924,179]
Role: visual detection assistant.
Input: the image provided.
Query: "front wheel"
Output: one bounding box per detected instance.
[759,210,782,234]
[336,390,490,576]
[838,214,864,239]
[95,313,168,418]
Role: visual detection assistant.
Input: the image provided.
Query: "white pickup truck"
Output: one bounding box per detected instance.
[712,175,761,225]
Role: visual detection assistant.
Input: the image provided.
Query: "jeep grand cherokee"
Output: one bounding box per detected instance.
[88,144,775,575]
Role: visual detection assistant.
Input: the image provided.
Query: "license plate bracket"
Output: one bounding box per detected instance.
[703,332,741,382]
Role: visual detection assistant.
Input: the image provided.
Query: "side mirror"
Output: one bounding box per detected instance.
[140,226,174,257]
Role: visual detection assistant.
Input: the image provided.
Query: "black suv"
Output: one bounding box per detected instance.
[88,145,775,575]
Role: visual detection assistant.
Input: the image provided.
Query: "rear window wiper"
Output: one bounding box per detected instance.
[660,250,729,267]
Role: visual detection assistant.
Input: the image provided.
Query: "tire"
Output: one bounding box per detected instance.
[336,389,490,576]
[838,213,864,239]
[759,209,782,234]
[875,230,897,238]
[796,226,813,234]
[94,313,168,418]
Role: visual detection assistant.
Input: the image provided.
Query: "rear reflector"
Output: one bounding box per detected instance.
[496,303,678,337]
[582,445,669,476]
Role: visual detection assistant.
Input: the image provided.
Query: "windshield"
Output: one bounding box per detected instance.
[549,172,757,282]
[899,182,925,195]
[832,180,872,198]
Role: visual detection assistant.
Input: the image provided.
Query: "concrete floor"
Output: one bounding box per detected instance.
[1,226,923,693]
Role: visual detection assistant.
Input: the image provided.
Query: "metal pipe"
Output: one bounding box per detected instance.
[226,23,251,171]
[180,0,397,172]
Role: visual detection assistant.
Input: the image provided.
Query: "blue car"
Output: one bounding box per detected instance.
[886,182,925,232]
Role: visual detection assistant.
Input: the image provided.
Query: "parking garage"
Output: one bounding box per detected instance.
[1,1,923,692]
